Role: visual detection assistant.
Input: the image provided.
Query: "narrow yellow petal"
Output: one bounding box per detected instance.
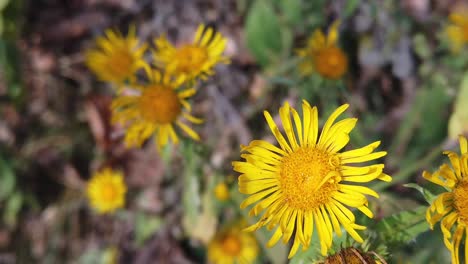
[459,135,467,154]
[318,104,349,146]
[177,121,200,140]
[279,102,299,150]
[264,110,293,153]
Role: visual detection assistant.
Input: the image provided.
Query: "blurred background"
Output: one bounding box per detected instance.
[0,0,467,263]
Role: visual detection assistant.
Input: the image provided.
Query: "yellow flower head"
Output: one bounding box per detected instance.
[446,9,468,53]
[214,182,230,201]
[85,26,148,84]
[233,101,391,258]
[111,69,202,150]
[296,21,348,79]
[424,136,468,264]
[153,24,229,81]
[87,168,127,214]
[208,221,259,264]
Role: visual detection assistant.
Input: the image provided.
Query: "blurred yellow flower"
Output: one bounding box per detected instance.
[153,24,229,81]
[424,135,468,264]
[111,69,202,150]
[87,168,127,214]
[296,21,348,79]
[85,26,148,84]
[446,10,468,53]
[233,101,391,258]
[208,221,259,264]
[214,182,230,201]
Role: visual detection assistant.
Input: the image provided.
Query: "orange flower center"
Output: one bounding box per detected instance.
[108,48,134,78]
[176,45,209,74]
[279,147,341,210]
[139,86,181,124]
[453,180,468,224]
[314,46,348,79]
[462,24,468,41]
[222,235,242,256]
[101,184,117,201]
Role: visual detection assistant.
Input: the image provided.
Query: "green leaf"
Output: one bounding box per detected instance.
[413,33,431,59]
[0,156,16,202]
[0,0,9,11]
[449,72,468,139]
[245,0,283,67]
[404,183,437,204]
[376,206,429,246]
[135,212,163,247]
[277,0,302,26]
[4,191,22,228]
[344,0,360,18]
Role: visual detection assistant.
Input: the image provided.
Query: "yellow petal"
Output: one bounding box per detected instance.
[264,110,293,153]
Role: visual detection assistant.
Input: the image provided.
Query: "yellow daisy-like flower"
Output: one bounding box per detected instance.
[232,101,391,258]
[85,26,148,84]
[153,24,229,81]
[446,10,468,53]
[424,135,468,264]
[111,69,202,150]
[296,21,348,79]
[208,221,259,264]
[87,168,127,214]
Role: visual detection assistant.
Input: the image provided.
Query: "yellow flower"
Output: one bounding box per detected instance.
[111,69,202,150]
[214,182,230,201]
[208,221,259,264]
[296,21,348,79]
[87,168,127,214]
[232,101,391,258]
[85,26,148,84]
[153,24,229,81]
[446,10,468,53]
[424,135,468,264]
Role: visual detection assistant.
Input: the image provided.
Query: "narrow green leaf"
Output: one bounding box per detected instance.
[4,191,22,228]
[404,183,437,204]
[376,206,429,245]
[449,72,468,138]
[0,156,16,201]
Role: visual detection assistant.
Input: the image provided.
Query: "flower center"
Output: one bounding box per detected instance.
[314,46,348,79]
[221,235,242,256]
[101,184,117,201]
[139,86,181,124]
[454,180,468,224]
[108,48,133,78]
[325,248,378,264]
[176,45,209,73]
[279,147,341,211]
